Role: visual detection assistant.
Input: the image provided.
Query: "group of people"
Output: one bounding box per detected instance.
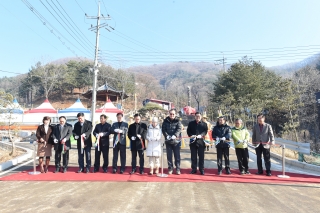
[35,109,275,176]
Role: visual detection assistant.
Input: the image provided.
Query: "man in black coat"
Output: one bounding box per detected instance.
[73,112,93,173]
[162,109,182,175]
[93,114,112,173]
[127,114,147,174]
[52,116,73,173]
[212,116,232,175]
[111,113,128,174]
[187,112,208,175]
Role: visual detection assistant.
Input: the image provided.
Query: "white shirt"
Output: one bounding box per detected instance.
[44,125,49,134]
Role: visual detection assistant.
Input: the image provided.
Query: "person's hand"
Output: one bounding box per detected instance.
[196,135,202,139]
[33,141,37,145]
[54,139,58,143]
[114,129,119,133]
[131,136,136,140]
[96,134,99,138]
[137,134,141,139]
[216,137,220,141]
[99,133,104,137]
[81,133,86,139]
[171,135,176,140]
[62,138,66,143]
[118,129,123,134]
[221,137,226,141]
[167,135,171,140]
[40,138,44,142]
[74,135,79,140]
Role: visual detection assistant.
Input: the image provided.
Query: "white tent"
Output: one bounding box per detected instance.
[0,99,24,123]
[23,99,58,123]
[58,98,91,119]
[95,100,123,123]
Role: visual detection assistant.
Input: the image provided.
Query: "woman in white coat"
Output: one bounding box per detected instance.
[146,117,162,175]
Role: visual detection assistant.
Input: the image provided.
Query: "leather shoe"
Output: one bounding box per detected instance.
[140,171,144,175]
[120,170,124,174]
[112,169,117,174]
[266,172,272,176]
[245,171,251,175]
[86,168,90,173]
[63,168,67,173]
[130,170,136,174]
[255,171,263,175]
[226,169,232,175]
[103,169,108,173]
[77,168,83,173]
[217,171,222,175]
[190,170,197,174]
[54,168,60,173]
[240,170,246,175]
[93,169,99,173]
[200,170,205,175]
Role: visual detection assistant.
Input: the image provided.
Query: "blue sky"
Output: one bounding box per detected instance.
[1,0,320,77]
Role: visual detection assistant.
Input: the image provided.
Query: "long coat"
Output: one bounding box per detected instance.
[252,123,275,149]
[52,123,73,151]
[128,122,147,151]
[146,124,162,157]
[73,120,93,149]
[36,124,54,157]
[111,121,128,146]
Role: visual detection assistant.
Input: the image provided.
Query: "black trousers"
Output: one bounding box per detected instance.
[78,146,91,170]
[131,150,144,172]
[235,148,249,172]
[217,147,230,172]
[94,145,109,171]
[190,144,205,171]
[55,150,69,169]
[166,143,181,171]
[113,143,126,171]
[255,143,271,173]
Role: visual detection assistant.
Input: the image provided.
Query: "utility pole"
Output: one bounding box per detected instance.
[86,1,111,124]
[214,52,227,72]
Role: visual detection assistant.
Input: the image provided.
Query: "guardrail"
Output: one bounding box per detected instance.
[274,138,310,155]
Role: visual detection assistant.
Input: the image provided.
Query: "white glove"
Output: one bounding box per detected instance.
[196,135,202,139]
[243,140,247,144]
[96,134,99,138]
[114,129,119,133]
[74,135,79,140]
[221,137,226,141]
[191,135,196,138]
[81,133,86,139]
[137,134,141,139]
[216,137,220,141]
[166,135,171,140]
[171,135,176,140]
[54,139,58,143]
[62,138,66,143]
[33,141,37,145]
[99,133,104,137]
[118,129,123,134]
[131,136,136,140]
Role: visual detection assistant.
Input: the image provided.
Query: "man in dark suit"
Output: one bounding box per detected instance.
[73,112,93,173]
[111,113,128,174]
[52,116,72,173]
[93,114,112,173]
[128,114,147,174]
[252,114,275,176]
[187,112,208,175]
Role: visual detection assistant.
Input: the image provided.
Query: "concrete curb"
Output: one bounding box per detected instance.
[248,144,320,173]
[0,142,33,171]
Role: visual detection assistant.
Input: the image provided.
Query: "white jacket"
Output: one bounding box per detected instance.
[146,124,162,157]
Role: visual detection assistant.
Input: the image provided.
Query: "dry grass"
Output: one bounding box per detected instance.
[270,146,298,160]
[0,148,25,164]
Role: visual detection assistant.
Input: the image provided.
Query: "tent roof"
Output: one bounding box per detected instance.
[58,98,90,113]
[96,99,123,113]
[25,99,57,114]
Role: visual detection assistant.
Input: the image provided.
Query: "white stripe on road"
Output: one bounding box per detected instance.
[0,159,34,177]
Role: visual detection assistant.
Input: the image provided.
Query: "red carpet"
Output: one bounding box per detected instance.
[1,166,320,185]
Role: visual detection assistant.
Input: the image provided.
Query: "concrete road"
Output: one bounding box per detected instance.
[1,140,320,213]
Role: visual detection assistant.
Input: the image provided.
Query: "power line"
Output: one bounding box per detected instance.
[39,0,93,57]
[21,0,85,59]
[0,70,25,75]
[74,0,86,14]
